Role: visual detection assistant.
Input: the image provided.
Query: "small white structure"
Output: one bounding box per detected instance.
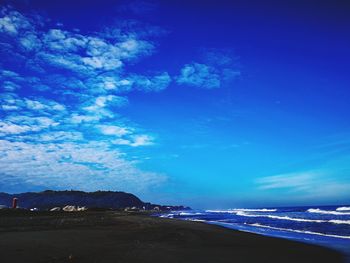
[62,205,87,212]
[63,205,76,212]
[77,206,87,211]
[124,207,139,212]
[50,207,61,211]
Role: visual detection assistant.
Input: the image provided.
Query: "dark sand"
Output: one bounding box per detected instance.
[0,210,344,263]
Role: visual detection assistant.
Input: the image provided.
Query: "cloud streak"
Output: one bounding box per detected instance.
[256,170,350,200]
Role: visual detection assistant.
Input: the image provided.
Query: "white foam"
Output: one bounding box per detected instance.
[187,218,206,222]
[160,214,174,218]
[336,206,350,211]
[179,212,204,216]
[329,220,350,225]
[206,208,277,213]
[160,212,203,218]
[236,211,327,223]
[222,211,350,225]
[247,223,350,240]
[232,208,277,212]
[205,210,236,214]
[307,208,350,215]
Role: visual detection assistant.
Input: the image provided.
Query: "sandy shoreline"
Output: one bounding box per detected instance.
[0,210,344,263]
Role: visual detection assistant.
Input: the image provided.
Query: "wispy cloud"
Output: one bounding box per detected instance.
[177,63,221,89]
[256,170,350,200]
[176,50,240,89]
[256,171,318,191]
[118,0,158,15]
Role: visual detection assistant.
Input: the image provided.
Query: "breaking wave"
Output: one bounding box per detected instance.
[159,212,204,218]
[329,220,350,225]
[307,208,350,215]
[206,208,277,213]
[246,223,350,240]
[336,206,350,211]
[179,212,204,216]
[236,211,350,225]
[236,211,327,223]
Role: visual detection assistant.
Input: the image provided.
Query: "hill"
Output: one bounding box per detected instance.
[0,190,188,210]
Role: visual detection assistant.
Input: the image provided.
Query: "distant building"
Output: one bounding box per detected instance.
[50,207,61,211]
[12,198,18,209]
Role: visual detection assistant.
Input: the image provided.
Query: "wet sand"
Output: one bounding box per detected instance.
[0,210,344,263]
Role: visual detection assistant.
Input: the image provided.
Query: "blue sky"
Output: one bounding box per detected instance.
[0,0,349,208]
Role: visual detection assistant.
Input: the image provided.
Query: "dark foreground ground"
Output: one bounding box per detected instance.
[0,210,345,263]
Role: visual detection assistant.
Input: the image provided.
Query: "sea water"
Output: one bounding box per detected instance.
[159,205,350,261]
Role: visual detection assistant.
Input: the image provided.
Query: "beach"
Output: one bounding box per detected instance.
[0,210,344,263]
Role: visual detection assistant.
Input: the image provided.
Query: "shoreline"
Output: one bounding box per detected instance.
[0,210,345,263]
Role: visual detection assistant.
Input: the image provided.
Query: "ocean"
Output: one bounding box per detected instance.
[158,205,350,261]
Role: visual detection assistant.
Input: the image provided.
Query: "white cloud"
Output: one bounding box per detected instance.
[82,95,128,117]
[43,29,87,52]
[0,9,32,35]
[24,99,46,110]
[203,49,235,66]
[102,77,118,90]
[20,33,41,51]
[0,6,170,96]
[52,103,66,111]
[0,15,17,34]
[0,122,33,134]
[176,50,240,89]
[39,131,83,141]
[38,52,89,73]
[131,72,172,91]
[70,114,101,124]
[256,170,350,200]
[97,95,127,107]
[0,114,60,135]
[1,105,19,110]
[130,134,154,146]
[113,134,154,147]
[81,56,122,70]
[1,95,66,112]
[98,125,130,136]
[0,139,166,191]
[177,63,220,89]
[4,116,59,131]
[1,70,22,80]
[256,171,317,190]
[118,38,153,59]
[0,6,180,192]
[99,77,133,91]
[3,80,20,91]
